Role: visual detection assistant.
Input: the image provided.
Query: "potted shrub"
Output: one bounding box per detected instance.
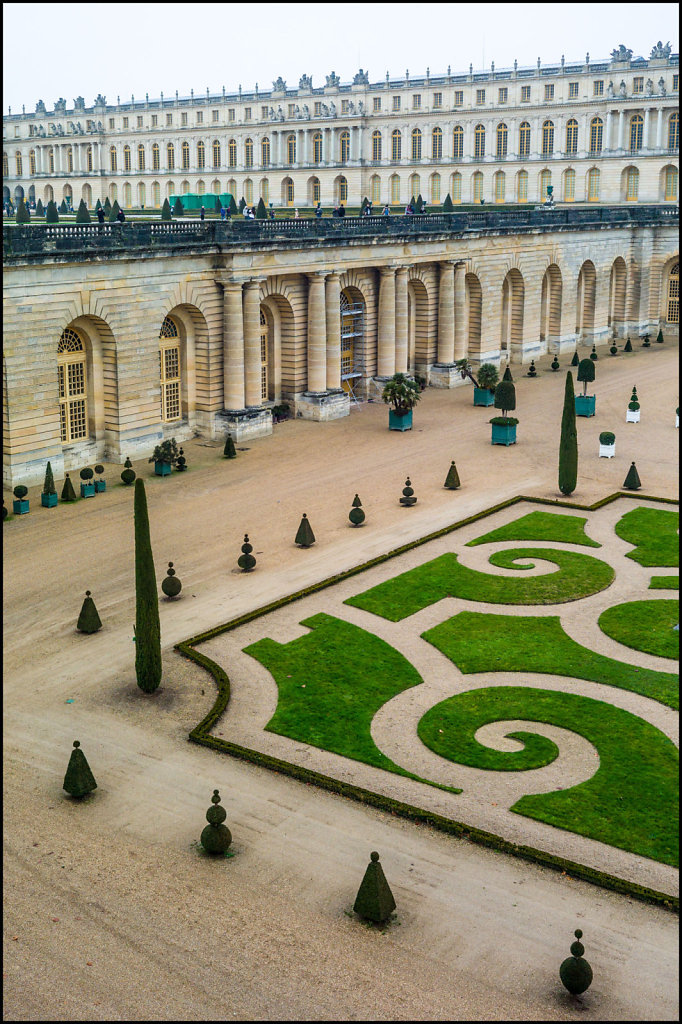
[575,359,596,417]
[474,363,499,407]
[626,387,640,423]
[599,431,616,458]
[382,372,421,431]
[609,341,618,356]
[12,485,29,515]
[149,437,179,476]
[94,464,106,493]
[121,456,136,485]
[41,461,58,508]
[79,467,95,497]
[641,333,651,348]
[490,379,518,445]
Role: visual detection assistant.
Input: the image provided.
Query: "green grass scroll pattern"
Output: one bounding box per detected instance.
[422,611,679,710]
[345,548,615,621]
[243,613,462,794]
[466,511,600,548]
[417,686,678,867]
[598,600,679,660]
[615,507,679,567]
[649,576,679,590]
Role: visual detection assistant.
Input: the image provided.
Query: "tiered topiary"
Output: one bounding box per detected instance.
[63,740,97,798]
[623,462,641,490]
[134,479,162,693]
[12,485,29,514]
[161,198,172,221]
[77,590,102,633]
[121,456,136,485]
[15,198,30,223]
[224,433,237,459]
[79,466,95,497]
[161,561,182,598]
[175,447,187,471]
[45,200,59,223]
[237,534,257,571]
[353,851,396,924]
[589,344,598,360]
[41,461,58,507]
[559,929,593,996]
[200,789,232,854]
[558,372,578,496]
[526,359,537,378]
[94,464,106,492]
[256,197,267,219]
[641,333,651,347]
[570,351,579,367]
[60,473,77,502]
[623,336,632,352]
[656,328,664,344]
[442,193,454,212]
[295,513,316,547]
[609,340,618,355]
[399,477,417,507]
[626,386,641,423]
[551,355,560,371]
[444,461,461,490]
[75,199,90,223]
[349,494,365,526]
[172,198,184,217]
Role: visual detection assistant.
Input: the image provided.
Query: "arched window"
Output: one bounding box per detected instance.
[48,148,55,173]
[432,127,442,159]
[587,167,600,201]
[259,309,269,402]
[159,316,181,422]
[123,145,131,172]
[518,169,528,202]
[66,147,73,173]
[409,173,420,200]
[261,137,270,166]
[589,118,603,154]
[566,119,578,155]
[390,173,400,203]
[629,115,643,151]
[542,120,554,156]
[244,178,253,203]
[338,176,348,202]
[496,123,507,158]
[228,139,237,167]
[86,146,93,173]
[451,172,461,204]
[519,122,530,157]
[625,167,639,200]
[371,130,382,161]
[667,263,679,323]
[411,128,422,160]
[260,178,269,203]
[540,169,552,200]
[340,130,350,163]
[138,182,146,207]
[665,166,678,200]
[564,168,576,202]
[123,182,131,207]
[453,126,463,159]
[182,180,190,195]
[197,140,205,169]
[167,143,175,170]
[110,146,117,171]
[152,143,160,171]
[242,138,252,168]
[371,174,381,203]
[667,112,679,150]
[430,173,441,203]
[474,124,485,159]
[196,180,205,195]
[311,177,321,203]
[138,144,145,171]
[313,132,323,163]
[287,134,296,164]
[494,171,505,203]
[212,139,221,168]
[29,150,36,175]
[3,152,8,177]
[58,327,88,443]
[285,178,294,205]
[391,129,402,161]
[181,141,190,170]
[472,171,484,203]
[152,181,161,207]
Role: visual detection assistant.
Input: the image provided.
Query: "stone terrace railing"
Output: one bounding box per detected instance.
[3,205,678,259]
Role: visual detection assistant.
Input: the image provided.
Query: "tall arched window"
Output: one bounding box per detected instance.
[286,178,294,205]
[228,139,237,167]
[86,146,93,173]
[167,143,175,169]
[542,120,554,156]
[451,172,461,203]
[540,169,552,200]
[340,130,350,163]
[138,144,145,170]
[29,150,36,175]
[372,130,382,161]
[2,151,8,177]
[152,143,160,170]
[138,182,146,207]
[494,171,505,203]
[48,148,55,173]
[430,172,441,203]
[58,327,88,443]
[474,124,485,159]
[152,181,161,207]
[472,171,484,202]
[159,316,181,422]
[409,173,420,200]
[338,176,348,202]
[245,178,253,203]
[566,119,578,155]
[244,138,253,168]
[665,166,678,200]
[259,310,269,402]
[411,128,422,160]
[181,141,190,170]
[496,123,507,158]
[261,137,270,166]
[518,169,528,202]
[519,122,531,157]
[286,134,296,164]
[197,140,205,169]
[124,145,131,172]
[564,168,576,202]
[391,129,402,161]
[589,118,603,154]
[66,147,73,172]
[311,177,321,203]
[587,167,600,201]
[453,126,463,159]
[313,132,323,163]
[261,178,269,203]
[629,115,643,151]
[625,167,639,200]
[123,182,131,206]
[432,127,442,159]
[371,174,381,203]
[110,146,117,171]
[667,263,679,323]
[668,112,679,150]
[390,174,400,203]
[212,139,220,168]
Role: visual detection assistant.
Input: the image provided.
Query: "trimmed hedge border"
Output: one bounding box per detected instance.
[177,491,679,913]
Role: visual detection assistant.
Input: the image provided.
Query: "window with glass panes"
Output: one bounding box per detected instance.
[667,263,679,322]
[152,143,160,170]
[159,317,181,422]
[138,145,145,170]
[412,94,421,109]
[262,106,269,119]
[587,167,600,200]
[312,178,321,203]
[181,113,187,125]
[411,129,422,160]
[228,139,237,167]
[432,127,442,159]
[569,82,579,98]
[311,133,321,163]
[451,172,461,203]
[371,175,381,203]
[137,116,143,128]
[633,77,644,94]
[474,124,485,158]
[494,172,505,203]
[496,123,507,158]
[245,139,253,168]
[370,130,380,161]
[228,109,235,122]
[476,89,485,105]
[665,166,678,200]
[123,182,132,206]
[245,179,253,204]
[261,137,270,166]
[589,118,603,153]
[166,114,173,126]
[473,172,483,203]
[625,167,639,200]
[244,108,252,121]
[124,146,131,171]
[66,148,73,172]
[341,100,350,114]
[153,182,161,207]
[29,150,35,174]
[257,310,269,400]
[181,141,189,169]
[58,328,88,443]
[390,174,400,203]
[2,152,8,177]
[498,88,508,104]
[123,117,129,128]
[563,168,576,201]
[287,135,296,163]
[212,110,219,122]
[49,148,54,172]
[339,177,348,202]
[542,121,554,156]
[453,126,463,159]
[392,130,402,161]
[518,170,528,202]
[430,173,440,203]
[433,92,442,108]
[340,131,350,162]
[540,169,551,200]
[392,96,401,111]
[288,104,296,118]
[593,81,604,96]
[544,84,554,101]
[668,113,679,149]
[167,143,174,169]
[519,122,530,157]
[629,115,643,151]
[212,140,220,168]
[196,141,205,169]
[286,179,294,204]
[521,85,531,102]
[261,179,269,203]
[86,146,93,172]
[674,74,679,91]
[196,112,203,124]
[109,146,117,171]
[373,97,382,112]
[566,119,578,154]
[454,90,463,105]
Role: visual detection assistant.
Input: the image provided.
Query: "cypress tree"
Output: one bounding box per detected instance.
[256,197,267,219]
[295,513,316,547]
[444,461,461,489]
[77,590,102,633]
[623,462,641,490]
[161,198,172,221]
[109,199,120,222]
[353,851,396,924]
[16,198,30,223]
[63,740,97,798]
[172,197,184,217]
[229,194,239,216]
[45,200,59,223]
[134,479,162,693]
[36,197,44,216]
[570,350,579,366]
[60,473,77,501]
[558,371,578,496]
[42,461,56,495]
[442,193,454,212]
[76,198,90,223]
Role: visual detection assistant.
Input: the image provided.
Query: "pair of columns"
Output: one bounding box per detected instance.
[222,278,266,411]
[436,261,467,364]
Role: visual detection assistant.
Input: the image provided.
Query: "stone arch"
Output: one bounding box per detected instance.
[281,176,294,206]
[81,183,92,206]
[259,279,296,399]
[407,275,429,372]
[540,263,563,349]
[576,260,597,341]
[43,184,54,203]
[608,257,628,337]
[501,268,525,361]
[62,184,73,204]
[58,312,119,463]
[659,164,678,202]
[3,184,11,204]
[465,273,483,360]
[333,174,348,204]
[339,272,374,381]
[13,184,24,202]
[162,284,213,428]
[659,255,679,330]
[307,176,320,206]
[27,184,35,204]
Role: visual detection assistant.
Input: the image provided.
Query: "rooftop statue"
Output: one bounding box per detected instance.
[650,41,672,59]
[298,74,312,90]
[326,72,340,87]
[35,99,46,114]
[353,68,370,85]
[619,80,627,97]
[54,97,67,111]
[610,44,632,62]
[272,76,286,92]
[95,94,107,106]
[74,96,85,109]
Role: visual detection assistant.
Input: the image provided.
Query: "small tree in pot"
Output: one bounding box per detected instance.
[575,358,596,416]
[94,464,106,492]
[382,372,421,431]
[79,467,95,497]
[490,379,518,446]
[598,431,616,458]
[458,359,499,407]
[626,387,640,423]
[41,461,58,507]
[149,437,179,476]
[13,485,30,515]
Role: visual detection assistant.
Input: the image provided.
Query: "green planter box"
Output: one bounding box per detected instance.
[41,492,58,507]
[491,423,517,446]
[389,409,413,431]
[473,387,495,407]
[575,395,596,417]
[13,499,30,514]
[154,461,172,476]
[80,482,95,498]
[95,480,106,493]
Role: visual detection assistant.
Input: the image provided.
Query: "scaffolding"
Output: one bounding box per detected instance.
[340,299,365,403]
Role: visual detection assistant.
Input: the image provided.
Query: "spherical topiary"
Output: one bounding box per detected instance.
[610,343,618,355]
[589,344,598,360]
[161,561,182,598]
[551,356,560,371]
[559,930,593,996]
[80,467,94,482]
[237,534,257,571]
[599,431,615,445]
[94,464,105,477]
[349,494,366,526]
[13,485,28,500]
[200,789,232,854]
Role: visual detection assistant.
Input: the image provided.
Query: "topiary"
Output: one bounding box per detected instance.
[121,456,136,485]
[526,359,537,378]
[172,197,184,217]
[295,513,316,547]
[224,433,237,459]
[214,196,222,215]
[570,350,579,367]
[94,464,104,478]
[628,399,640,411]
[61,474,77,501]
[36,198,44,217]
[42,461,56,495]
[415,193,424,212]
[589,344,598,360]
[149,438,179,466]
[134,479,162,693]
[551,356,560,371]
[599,431,615,445]
[63,740,97,798]
[443,461,461,490]
[399,477,417,507]
[109,199,120,222]
[75,199,90,223]
[77,590,102,633]
[103,197,112,215]
[13,485,28,500]
[502,364,513,382]
[656,328,664,344]
[610,343,618,355]
[237,534,257,571]
[494,379,516,418]
[256,197,267,219]
[228,194,239,216]
[442,193,454,212]
[559,929,593,996]
[641,333,651,347]
[623,336,632,352]
[80,467,94,482]
[175,447,187,471]
[558,372,578,496]
[45,200,59,223]
[15,198,30,223]
[623,461,641,490]
[161,198,172,221]
[353,851,396,924]
[238,196,247,214]
[576,358,595,395]
[349,494,365,526]
[200,789,232,854]
[161,561,182,598]
[95,199,102,212]
[59,199,68,214]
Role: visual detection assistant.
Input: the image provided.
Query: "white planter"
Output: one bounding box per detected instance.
[626,409,640,423]
[676,413,679,428]
[599,443,616,458]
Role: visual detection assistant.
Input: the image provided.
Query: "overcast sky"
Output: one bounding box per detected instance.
[3,2,679,113]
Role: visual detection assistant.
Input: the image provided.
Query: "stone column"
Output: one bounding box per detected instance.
[437,261,456,363]
[617,110,625,150]
[325,272,342,390]
[307,272,327,392]
[656,108,664,149]
[605,110,612,150]
[454,261,467,360]
[377,266,396,377]
[243,280,263,407]
[223,280,246,410]
[643,108,651,150]
[394,267,409,373]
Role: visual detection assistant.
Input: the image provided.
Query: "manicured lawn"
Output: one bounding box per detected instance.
[466,511,600,548]
[243,613,461,793]
[650,576,679,590]
[598,600,679,659]
[422,611,678,709]
[615,507,679,567]
[345,548,615,621]
[417,685,678,867]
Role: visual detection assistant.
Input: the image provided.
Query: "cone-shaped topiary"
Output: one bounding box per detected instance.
[59,199,68,214]
[410,196,416,211]
[161,198,172,221]
[623,462,641,490]
[134,479,162,693]
[589,344,598,360]
[502,364,513,382]
[559,929,593,996]
[61,473,77,501]
[77,590,102,633]
[577,358,595,396]
[415,193,424,212]
[239,196,247,213]
[95,199,102,212]
[229,194,239,216]
[172,197,184,217]
[16,198,30,223]
[63,740,97,798]
[353,851,396,924]
[551,356,560,371]
[400,477,417,507]
[36,198,44,216]
[200,789,232,854]
[558,371,578,496]
[570,350,579,366]
[442,192,454,212]
[623,336,632,352]
[526,359,537,377]
[224,433,237,458]
[109,199,120,222]
[256,197,267,219]
[444,461,461,490]
[237,534,257,571]
[45,200,59,223]
[349,494,366,526]
[295,513,316,547]
[656,328,664,344]
[161,561,182,598]
[103,196,112,214]
[42,461,56,495]
[214,196,222,214]
[76,198,90,223]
